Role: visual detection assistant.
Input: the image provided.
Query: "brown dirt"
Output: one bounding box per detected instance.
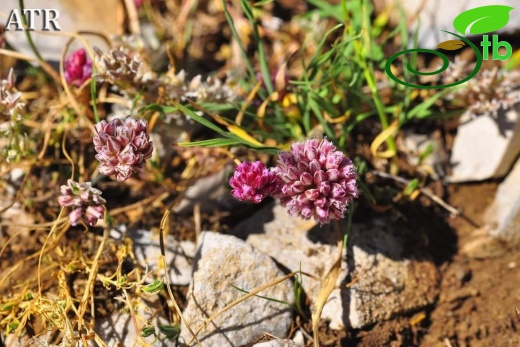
[343,182,520,347]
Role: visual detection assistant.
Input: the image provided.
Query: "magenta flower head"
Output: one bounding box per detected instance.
[64,48,93,87]
[229,161,279,203]
[273,138,359,224]
[93,117,154,181]
[58,179,106,226]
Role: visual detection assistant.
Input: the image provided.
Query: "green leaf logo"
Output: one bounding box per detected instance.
[453,5,513,35]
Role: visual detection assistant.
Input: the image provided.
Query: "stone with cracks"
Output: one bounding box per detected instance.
[324,220,439,329]
[230,202,439,329]
[179,232,294,347]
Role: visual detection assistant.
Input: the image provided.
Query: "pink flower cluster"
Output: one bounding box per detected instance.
[93,117,154,181]
[58,179,106,226]
[229,138,359,224]
[229,161,279,203]
[64,48,93,87]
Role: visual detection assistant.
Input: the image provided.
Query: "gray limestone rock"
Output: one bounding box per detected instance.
[449,105,520,182]
[326,220,439,329]
[179,232,294,347]
[230,202,439,329]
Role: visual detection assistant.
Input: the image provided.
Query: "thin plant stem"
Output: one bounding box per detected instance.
[221,0,256,80]
[91,65,100,123]
[19,0,44,61]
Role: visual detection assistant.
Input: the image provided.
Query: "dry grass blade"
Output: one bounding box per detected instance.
[123,0,141,34]
[77,227,110,330]
[235,80,263,125]
[159,193,202,347]
[311,237,343,347]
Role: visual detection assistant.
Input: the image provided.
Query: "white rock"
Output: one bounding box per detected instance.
[449,105,520,182]
[9,168,25,183]
[291,329,305,345]
[0,202,34,241]
[463,157,520,258]
[1,0,121,62]
[179,232,294,347]
[127,228,196,286]
[376,0,520,49]
[0,333,26,347]
[231,203,439,329]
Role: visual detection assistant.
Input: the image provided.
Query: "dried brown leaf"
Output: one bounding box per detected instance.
[311,237,343,347]
[437,40,466,50]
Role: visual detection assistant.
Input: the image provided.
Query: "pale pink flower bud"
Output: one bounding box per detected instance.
[58,179,106,226]
[0,68,24,117]
[69,208,83,226]
[93,117,154,181]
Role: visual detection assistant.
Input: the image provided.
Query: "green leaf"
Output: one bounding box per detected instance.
[142,279,163,294]
[7,320,19,334]
[405,87,454,121]
[177,138,243,147]
[0,302,15,311]
[453,5,513,35]
[146,103,280,153]
[230,283,291,306]
[144,103,226,137]
[158,324,180,341]
[403,178,420,197]
[254,0,274,6]
[305,0,344,22]
[140,325,156,338]
[418,143,434,164]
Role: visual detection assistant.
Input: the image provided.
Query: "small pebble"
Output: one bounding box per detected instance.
[10,168,25,183]
[292,330,305,345]
[507,261,516,269]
